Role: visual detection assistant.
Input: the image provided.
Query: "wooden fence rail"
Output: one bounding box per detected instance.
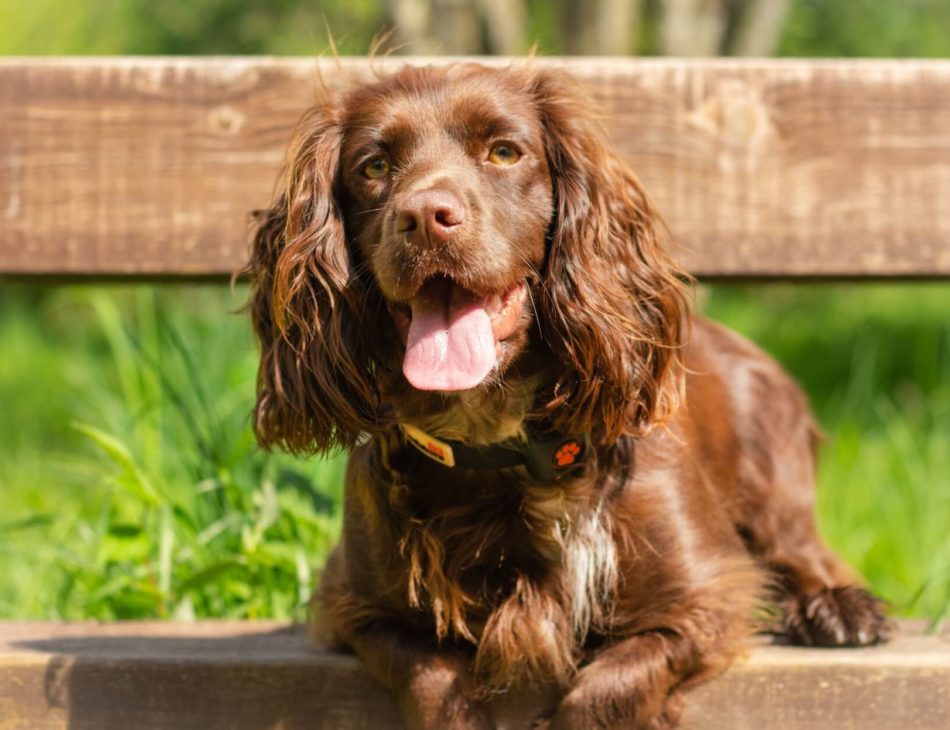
[2,57,950,279]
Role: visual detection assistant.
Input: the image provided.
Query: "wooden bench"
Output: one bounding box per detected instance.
[1,620,947,729]
[2,57,949,728]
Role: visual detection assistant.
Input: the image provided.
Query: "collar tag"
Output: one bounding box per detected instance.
[401,423,456,467]
[523,432,589,482]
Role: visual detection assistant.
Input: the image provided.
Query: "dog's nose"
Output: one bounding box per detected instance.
[395,190,465,242]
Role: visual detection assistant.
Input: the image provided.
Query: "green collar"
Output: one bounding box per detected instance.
[396,422,591,483]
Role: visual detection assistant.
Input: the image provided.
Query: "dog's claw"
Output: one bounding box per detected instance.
[783,586,890,647]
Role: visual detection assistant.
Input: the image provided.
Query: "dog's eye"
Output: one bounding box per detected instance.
[362,157,390,179]
[487,143,520,166]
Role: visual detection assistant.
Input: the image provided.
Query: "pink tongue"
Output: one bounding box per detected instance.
[404,286,496,391]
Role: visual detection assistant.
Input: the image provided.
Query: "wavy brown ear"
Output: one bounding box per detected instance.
[530,70,690,444]
[245,100,381,454]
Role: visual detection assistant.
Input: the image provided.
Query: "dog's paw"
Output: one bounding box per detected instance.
[399,656,496,730]
[782,585,890,647]
[531,692,682,730]
[406,694,494,730]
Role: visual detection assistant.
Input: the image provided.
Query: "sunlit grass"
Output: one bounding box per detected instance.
[0,285,344,620]
[1,282,948,624]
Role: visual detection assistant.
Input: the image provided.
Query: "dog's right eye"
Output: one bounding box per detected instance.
[362,157,390,180]
[487,143,521,166]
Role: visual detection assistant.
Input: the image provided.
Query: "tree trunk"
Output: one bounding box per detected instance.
[730,0,791,57]
[387,0,527,55]
[476,0,527,55]
[431,0,483,54]
[387,0,431,51]
[660,0,731,56]
[387,0,485,54]
[561,0,641,55]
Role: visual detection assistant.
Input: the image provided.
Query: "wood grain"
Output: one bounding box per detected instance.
[1,621,947,729]
[1,57,949,278]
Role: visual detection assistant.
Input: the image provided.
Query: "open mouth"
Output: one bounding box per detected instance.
[387,275,527,391]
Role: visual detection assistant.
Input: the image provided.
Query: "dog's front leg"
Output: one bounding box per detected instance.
[535,630,718,730]
[346,625,494,730]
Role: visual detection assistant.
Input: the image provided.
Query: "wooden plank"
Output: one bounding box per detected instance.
[1,57,950,278]
[1,621,947,729]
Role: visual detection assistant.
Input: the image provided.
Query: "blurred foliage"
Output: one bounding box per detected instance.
[780,0,950,57]
[0,1,129,54]
[0,0,383,55]
[2,0,950,57]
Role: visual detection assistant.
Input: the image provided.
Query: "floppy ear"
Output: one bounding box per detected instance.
[531,71,690,444]
[245,100,381,454]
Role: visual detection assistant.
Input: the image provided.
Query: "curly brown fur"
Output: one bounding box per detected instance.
[246,62,888,729]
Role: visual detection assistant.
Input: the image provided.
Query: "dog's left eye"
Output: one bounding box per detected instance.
[362,157,391,179]
[487,143,521,166]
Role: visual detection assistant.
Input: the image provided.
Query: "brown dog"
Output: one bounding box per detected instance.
[246,63,888,729]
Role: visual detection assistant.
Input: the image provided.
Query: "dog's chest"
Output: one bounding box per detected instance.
[405,475,617,642]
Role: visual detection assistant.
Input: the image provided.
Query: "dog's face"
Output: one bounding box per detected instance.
[338,68,554,391]
[247,63,688,452]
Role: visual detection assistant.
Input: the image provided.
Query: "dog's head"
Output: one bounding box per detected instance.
[247,63,688,453]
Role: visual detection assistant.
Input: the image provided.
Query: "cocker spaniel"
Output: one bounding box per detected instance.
[246,63,889,729]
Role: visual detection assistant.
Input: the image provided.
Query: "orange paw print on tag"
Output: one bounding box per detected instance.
[554,441,581,467]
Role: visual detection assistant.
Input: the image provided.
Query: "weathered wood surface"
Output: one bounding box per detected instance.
[1,621,947,729]
[2,57,949,278]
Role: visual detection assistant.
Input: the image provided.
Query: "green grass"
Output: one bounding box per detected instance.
[0,285,345,621]
[1,282,948,625]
